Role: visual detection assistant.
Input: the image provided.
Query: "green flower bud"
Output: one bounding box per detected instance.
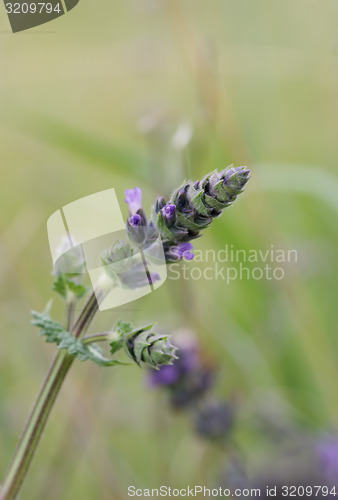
[111,324,177,369]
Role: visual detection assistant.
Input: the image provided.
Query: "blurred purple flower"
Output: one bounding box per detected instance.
[124,187,142,214]
[171,242,194,261]
[148,364,180,386]
[148,340,215,409]
[148,343,199,387]
[194,400,234,440]
[317,437,338,481]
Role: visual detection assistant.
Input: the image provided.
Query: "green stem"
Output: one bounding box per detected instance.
[0,291,99,500]
[82,332,115,345]
[65,299,76,331]
[72,290,100,339]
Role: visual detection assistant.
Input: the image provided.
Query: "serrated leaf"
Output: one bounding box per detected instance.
[32,310,65,343]
[31,311,124,368]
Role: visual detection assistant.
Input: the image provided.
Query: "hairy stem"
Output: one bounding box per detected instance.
[0,291,99,500]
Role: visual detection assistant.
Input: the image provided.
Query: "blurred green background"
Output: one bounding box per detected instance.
[0,1,338,498]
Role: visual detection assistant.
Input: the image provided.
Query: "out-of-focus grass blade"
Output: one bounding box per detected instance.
[253,163,338,213]
[17,113,150,181]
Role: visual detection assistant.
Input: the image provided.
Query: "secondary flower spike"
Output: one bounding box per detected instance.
[153,166,250,243]
[111,323,178,369]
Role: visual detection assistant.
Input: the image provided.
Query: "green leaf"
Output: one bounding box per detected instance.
[114,320,134,335]
[109,320,133,355]
[52,274,67,300]
[109,338,124,356]
[31,311,123,368]
[52,274,89,301]
[31,310,65,343]
[86,343,128,367]
[66,279,89,299]
[155,212,176,240]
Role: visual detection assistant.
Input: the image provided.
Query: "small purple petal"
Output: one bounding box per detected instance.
[124,187,142,214]
[171,242,194,261]
[128,214,142,227]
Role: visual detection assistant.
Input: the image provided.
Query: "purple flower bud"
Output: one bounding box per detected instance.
[171,242,194,261]
[128,214,142,227]
[154,196,167,214]
[124,187,142,214]
[161,204,176,220]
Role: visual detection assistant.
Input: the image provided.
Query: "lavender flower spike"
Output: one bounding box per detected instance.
[153,165,250,243]
[124,187,142,214]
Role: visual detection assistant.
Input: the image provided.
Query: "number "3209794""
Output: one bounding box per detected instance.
[5,2,62,14]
